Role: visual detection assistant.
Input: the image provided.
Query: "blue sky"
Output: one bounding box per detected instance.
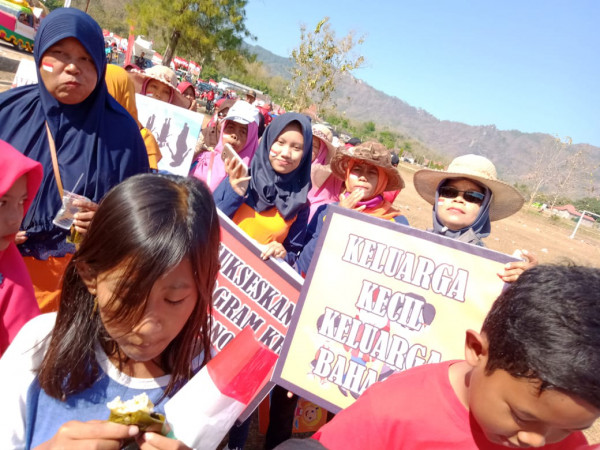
[244,1,599,147]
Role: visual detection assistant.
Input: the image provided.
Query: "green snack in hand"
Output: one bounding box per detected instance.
[107,393,166,434]
[108,410,166,433]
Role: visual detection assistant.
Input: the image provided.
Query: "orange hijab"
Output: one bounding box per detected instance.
[344,160,400,220]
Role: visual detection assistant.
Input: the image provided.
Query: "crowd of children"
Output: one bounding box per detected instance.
[0,7,598,450]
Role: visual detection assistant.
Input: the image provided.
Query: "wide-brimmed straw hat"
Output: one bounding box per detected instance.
[331,141,405,191]
[128,65,191,109]
[413,154,524,221]
[312,123,337,162]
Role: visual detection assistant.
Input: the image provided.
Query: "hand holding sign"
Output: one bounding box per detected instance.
[260,241,287,261]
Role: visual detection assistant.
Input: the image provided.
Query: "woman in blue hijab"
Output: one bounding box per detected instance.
[0,8,149,312]
[214,112,313,265]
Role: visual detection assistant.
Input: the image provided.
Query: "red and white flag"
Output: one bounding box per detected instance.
[164,327,278,449]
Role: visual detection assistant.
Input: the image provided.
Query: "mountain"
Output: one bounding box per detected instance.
[245,43,600,195]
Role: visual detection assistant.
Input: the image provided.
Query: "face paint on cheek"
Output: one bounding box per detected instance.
[348,173,359,181]
[42,62,53,73]
[269,149,277,158]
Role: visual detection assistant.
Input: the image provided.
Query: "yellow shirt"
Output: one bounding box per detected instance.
[233,203,294,244]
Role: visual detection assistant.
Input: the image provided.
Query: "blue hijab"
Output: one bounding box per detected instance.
[432,178,492,241]
[0,8,149,259]
[246,113,313,220]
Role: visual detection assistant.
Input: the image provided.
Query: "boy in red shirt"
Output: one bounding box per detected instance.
[313,265,600,449]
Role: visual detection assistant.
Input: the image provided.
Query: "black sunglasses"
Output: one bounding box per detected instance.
[438,186,485,205]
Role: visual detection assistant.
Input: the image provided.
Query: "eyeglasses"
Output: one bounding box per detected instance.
[438,186,485,205]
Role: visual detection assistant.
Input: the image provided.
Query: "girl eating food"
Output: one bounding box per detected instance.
[0,174,220,448]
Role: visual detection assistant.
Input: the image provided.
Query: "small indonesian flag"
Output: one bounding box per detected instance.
[42,62,53,73]
[164,327,278,449]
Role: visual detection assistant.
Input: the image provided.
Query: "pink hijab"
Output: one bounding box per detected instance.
[0,140,43,355]
[312,139,328,166]
[191,119,259,192]
[307,139,341,221]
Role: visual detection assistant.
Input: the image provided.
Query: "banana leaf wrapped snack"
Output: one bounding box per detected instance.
[107,393,166,434]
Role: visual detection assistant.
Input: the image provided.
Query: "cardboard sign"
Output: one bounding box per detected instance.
[135,93,203,176]
[213,209,303,421]
[273,206,516,413]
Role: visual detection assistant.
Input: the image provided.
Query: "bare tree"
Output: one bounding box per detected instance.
[547,146,587,210]
[526,135,571,207]
[288,17,364,115]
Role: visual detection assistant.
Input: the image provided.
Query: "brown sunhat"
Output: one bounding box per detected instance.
[413,154,525,221]
[312,123,338,163]
[128,65,191,109]
[330,141,405,191]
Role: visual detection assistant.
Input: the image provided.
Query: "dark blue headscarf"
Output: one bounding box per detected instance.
[432,178,492,241]
[0,8,149,259]
[246,112,313,220]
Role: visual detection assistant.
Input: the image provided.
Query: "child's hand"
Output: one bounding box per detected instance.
[225,157,250,197]
[35,420,138,449]
[260,241,287,260]
[498,249,538,283]
[339,190,365,211]
[15,230,28,245]
[72,199,99,236]
[137,431,192,449]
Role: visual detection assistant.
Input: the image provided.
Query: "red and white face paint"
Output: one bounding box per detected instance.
[268,123,304,174]
[38,37,97,105]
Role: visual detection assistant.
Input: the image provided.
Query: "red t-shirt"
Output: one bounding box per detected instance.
[313,361,589,450]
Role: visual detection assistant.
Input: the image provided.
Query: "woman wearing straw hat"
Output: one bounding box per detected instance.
[128,65,191,108]
[413,154,537,282]
[296,141,409,276]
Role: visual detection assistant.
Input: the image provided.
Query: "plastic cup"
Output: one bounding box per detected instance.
[52,191,91,230]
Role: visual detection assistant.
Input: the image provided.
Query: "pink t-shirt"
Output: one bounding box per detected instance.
[313,360,589,450]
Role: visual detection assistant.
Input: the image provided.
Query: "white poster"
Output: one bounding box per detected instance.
[136,93,204,176]
[12,60,37,88]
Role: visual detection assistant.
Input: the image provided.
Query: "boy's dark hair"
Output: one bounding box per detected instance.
[482,264,600,409]
[38,174,221,401]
